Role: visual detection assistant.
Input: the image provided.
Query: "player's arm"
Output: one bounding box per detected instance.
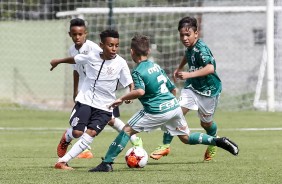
[50,57,75,71]
[178,64,214,80]
[73,70,79,102]
[124,83,134,104]
[109,89,145,109]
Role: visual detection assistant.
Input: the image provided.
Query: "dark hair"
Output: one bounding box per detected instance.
[100,29,119,43]
[131,34,150,57]
[178,16,198,32]
[69,18,86,30]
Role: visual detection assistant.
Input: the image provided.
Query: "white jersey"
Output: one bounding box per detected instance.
[69,40,102,90]
[74,50,133,112]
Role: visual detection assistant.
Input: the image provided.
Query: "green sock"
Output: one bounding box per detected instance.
[188,132,216,145]
[204,121,217,137]
[104,130,130,163]
[163,131,173,145]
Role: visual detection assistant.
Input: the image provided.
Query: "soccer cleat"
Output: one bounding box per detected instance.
[214,137,239,156]
[54,162,74,170]
[204,145,217,161]
[57,131,71,158]
[131,137,143,148]
[88,162,113,172]
[76,149,94,159]
[150,144,171,160]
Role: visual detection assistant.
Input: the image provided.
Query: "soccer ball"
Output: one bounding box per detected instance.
[125,147,148,168]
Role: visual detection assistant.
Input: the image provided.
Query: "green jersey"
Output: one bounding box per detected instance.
[184,39,222,97]
[132,60,179,114]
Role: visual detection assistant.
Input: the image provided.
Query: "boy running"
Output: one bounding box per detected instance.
[150,16,223,161]
[50,29,134,170]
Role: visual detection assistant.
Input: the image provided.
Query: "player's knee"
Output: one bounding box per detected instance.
[123,124,134,135]
[201,121,212,129]
[85,128,97,137]
[107,118,115,126]
[72,129,84,138]
[178,135,189,144]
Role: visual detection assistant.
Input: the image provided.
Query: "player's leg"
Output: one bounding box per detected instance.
[197,94,219,161]
[150,88,194,160]
[57,102,81,158]
[57,127,74,158]
[166,107,238,156]
[177,133,239,156]
[89,122,138,172]
[89,109,160,172]
[55,106,111,170]
[109,107,143,147]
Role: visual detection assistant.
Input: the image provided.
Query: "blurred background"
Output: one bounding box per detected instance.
[0,0,281,113]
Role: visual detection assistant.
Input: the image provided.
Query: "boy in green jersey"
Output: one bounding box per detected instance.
[150,16,223,161]
[89,34,239,172]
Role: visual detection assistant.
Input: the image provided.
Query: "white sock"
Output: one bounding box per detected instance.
[130,134,138,142]
[65,127,75,142]
[111,118,125,132]
[58,133,94,163]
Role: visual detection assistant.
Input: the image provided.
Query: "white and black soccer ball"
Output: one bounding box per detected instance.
[125,147,148,168]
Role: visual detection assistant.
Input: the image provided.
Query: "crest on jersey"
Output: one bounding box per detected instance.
[107,67,114,75]
[191,55,195,65]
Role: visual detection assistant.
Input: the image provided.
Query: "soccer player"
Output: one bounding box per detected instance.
[89,34,239,172]
[150,16,223,161]
[50,29,135,170]
[58,18,142,160]
[67,18,101,159]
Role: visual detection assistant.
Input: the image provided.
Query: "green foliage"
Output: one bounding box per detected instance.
[0,110,282,183]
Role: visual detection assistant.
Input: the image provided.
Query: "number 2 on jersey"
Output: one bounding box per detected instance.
[157,74,168,93]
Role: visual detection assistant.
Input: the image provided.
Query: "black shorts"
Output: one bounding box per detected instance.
[69,102,112,135]
[113,107,120,118]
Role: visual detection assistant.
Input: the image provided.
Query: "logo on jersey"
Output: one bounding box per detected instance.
[81,50,89,55]
[191,55,195,65]
[148,64,161,74]
[107,67,114,75]
[71,117,80,127]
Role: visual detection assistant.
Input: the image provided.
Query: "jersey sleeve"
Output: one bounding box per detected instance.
[74,54,90,65]
[132,71,145,90]
[118,61,133,88]
[199,47,216,67]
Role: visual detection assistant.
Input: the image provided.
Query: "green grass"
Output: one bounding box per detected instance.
[0,109,282,184]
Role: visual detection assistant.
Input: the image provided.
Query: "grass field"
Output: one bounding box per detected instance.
[0,109,282,184]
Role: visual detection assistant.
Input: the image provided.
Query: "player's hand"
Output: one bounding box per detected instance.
[50,59,59,71]
[177,71,189,80]
[173,68,180,83]
[124,100,133,104]
[108,98,123,109]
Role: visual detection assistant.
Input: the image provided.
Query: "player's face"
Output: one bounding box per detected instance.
[179,27,198,48]
[69,26,87,48]
[100,37,119,60]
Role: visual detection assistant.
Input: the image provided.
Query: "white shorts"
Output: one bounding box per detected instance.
[179,88,219,123]
[127,107,190,136]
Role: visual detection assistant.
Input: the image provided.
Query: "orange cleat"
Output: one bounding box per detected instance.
[150,145,171,160]
[204,145,217,161]
[76,149,94,159]
[57,131,71,158]
[54,162,74,170]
